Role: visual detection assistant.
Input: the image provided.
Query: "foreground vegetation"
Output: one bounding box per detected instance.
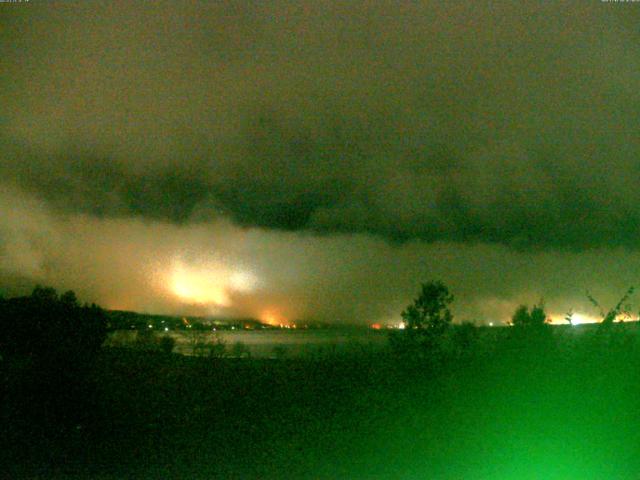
[3,286,640,479]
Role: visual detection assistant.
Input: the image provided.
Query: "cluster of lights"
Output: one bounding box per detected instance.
[369,322,407,330]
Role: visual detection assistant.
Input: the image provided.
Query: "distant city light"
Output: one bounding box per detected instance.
[261,310,285,326]
[570,313,599,325]
[549,312,600,325]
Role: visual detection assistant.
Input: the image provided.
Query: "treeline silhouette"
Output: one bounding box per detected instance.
[0,286,107,361]
[387,280,640,367]
[2,283,640,478]
[0,286,107,467]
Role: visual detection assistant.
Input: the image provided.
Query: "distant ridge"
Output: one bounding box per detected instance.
[105,309,268,331]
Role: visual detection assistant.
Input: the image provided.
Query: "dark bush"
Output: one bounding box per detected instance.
[0,286,108,435]
[452,321,479,354]
[0,286,107,363]
[159,335,176,354]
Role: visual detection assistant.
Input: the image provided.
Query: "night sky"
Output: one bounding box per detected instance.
[1,1,639,325]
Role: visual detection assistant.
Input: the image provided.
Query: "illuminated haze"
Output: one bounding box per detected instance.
[1,1,639,324]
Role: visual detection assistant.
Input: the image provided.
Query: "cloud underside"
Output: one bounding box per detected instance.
[1,1,639,249]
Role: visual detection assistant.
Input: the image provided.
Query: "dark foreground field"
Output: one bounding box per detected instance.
[3,330,640,479]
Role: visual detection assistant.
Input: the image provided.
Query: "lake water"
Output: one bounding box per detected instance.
[107,328,391,358]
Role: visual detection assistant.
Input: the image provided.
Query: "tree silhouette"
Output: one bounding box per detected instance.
[587,286,634,325]
[0,285,107,363]
[401,281,454,333]
[0,286,108,432]
[511,302,548,328]
[60,289,79,307]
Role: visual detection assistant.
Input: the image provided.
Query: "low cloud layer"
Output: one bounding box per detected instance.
[2,185,638,324]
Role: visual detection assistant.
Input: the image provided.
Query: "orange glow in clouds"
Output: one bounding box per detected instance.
[261,310,286,326]
[168,258,258,307]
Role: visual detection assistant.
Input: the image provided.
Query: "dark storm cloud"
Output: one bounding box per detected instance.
[3,0,640,326]
[2,1,640,248]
